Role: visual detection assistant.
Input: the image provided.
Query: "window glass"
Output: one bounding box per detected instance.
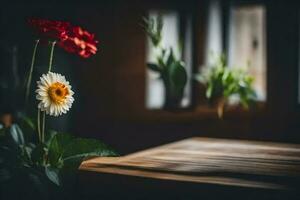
[205,0,223,66]
[228,5,267,101]
[146,11,192,109]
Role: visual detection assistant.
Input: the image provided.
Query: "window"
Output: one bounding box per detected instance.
[205,0,223,66]
[146,10,193,109]
[228,5,267,101]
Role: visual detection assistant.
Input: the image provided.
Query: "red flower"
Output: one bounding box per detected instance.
[28,18,70,41]
[58,26,98,58]
[28,18,98,58]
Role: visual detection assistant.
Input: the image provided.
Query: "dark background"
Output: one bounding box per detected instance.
[0,0,300,155]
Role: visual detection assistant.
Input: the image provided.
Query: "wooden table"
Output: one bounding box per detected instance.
[79,137,300,199]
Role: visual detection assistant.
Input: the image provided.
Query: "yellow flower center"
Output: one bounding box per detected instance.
[48,82,69,104]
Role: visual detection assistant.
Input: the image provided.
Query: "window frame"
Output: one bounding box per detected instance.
[194,0,268,116]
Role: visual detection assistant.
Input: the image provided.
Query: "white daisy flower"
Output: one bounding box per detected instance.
[36,72,74,117]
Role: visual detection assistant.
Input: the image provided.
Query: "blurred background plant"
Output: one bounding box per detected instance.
[196,54,257,118]
[142,14,187,110]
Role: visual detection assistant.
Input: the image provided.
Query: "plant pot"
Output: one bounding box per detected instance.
[162,79,184,111]
[163,94,182,111]
[211,97,226,119]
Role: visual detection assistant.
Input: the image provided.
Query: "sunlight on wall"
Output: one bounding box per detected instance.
[228,5,267,101]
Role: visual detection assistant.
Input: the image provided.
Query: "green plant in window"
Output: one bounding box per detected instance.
[196,54,257,118]
[142,14,163,47]
[142,14,187,109]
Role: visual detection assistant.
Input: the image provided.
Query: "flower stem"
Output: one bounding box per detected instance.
[25,39,39,109]
[42,111,46,143]
[48,41,56,72]
[37,109,41,143]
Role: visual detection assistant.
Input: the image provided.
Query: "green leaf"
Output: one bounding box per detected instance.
[22,144,35,165]
[31,143,46,165]
[9,124,25,145]
[157,13,163,34]
[200,54,257,105]
[222,69,230,82]
[147,63,161,72]
[157,56,165,68]
[142,15,163,47]
[48,133,74,167]
[21,116,35,130]
[62,138,118,169]
[17,114,36,142]
[194,74,206,84]
[45,130,58,148]
[206,84,213,99]
[45,167,60,186]
[166,49,175,68]
[169,61,187,96]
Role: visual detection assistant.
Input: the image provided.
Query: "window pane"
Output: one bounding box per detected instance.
[205,0,223,66]
[228,5,267,101]
[146,11,192,109]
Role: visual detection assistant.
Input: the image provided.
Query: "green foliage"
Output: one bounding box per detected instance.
[17,114,36,142]
[21,115,36,131]
[0,122,118,199]
[142,14,188,108]
[196,55,257,108]
[147,63,161,72]
[9,124,25,145]
[31,143,47,165]
[0,21,119,200]
[142,14,163,47]
[48,132,74,167]
[62,138,118,163]
[45,167,60,186]
[162,58,187,99]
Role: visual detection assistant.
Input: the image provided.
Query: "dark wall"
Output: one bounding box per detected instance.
[1,0,300,155]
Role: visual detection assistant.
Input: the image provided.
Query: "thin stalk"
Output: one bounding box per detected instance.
[48,41,56,72]
[37,109,41,143]
[25,39,40,109]
[42,111,46,143]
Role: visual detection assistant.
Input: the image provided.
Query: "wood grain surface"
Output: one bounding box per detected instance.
[80,137,300,190]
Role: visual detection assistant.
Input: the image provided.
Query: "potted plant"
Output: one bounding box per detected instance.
[196,55,257,118]
[142,14,188,110]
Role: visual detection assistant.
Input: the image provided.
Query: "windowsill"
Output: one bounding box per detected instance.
[115,101,267,123]
[194,101,266,117]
